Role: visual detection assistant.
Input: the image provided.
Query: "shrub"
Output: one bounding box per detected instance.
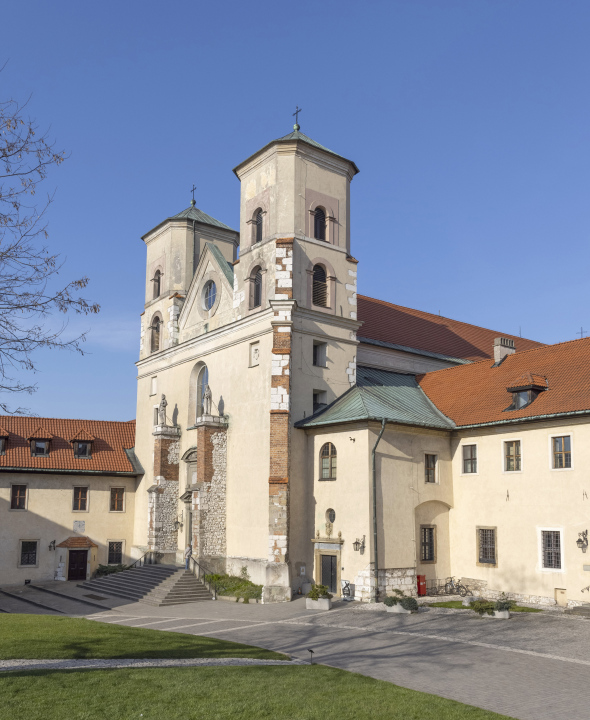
[306,584,333,600]
[383,589,404,606]
[494,592,515,612]
[400,597,419,612]
[203,573,263,601]
[95,564,127,577]
[471,600,495,616]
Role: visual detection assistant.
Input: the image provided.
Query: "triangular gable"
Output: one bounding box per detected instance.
[70,429,96,442]
[27,425,55,440]
[0,425,9,438]
[178,242,235,330]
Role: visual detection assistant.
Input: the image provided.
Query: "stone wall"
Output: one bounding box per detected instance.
[200,431,227,557]
[147,478,179,551]
[459,577,584,608]
[353,564,417,602]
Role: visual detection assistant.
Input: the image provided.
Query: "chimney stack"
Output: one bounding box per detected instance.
[493,337,516,364]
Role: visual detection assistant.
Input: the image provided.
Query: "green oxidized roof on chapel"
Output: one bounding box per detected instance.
[203,242,234,286]
[295,366,455,431]
[233,126,359,176]
[170,206,236,231]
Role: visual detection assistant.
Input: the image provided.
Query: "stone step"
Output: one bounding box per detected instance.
[566,605,590,617]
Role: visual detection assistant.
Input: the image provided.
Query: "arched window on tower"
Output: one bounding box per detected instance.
[196,365,209,419]
[255,209,263,243]
[150,316,161,353]
[253,268,262,308]
[314,207,326,241]
[312,264,328,307]
[152,270,161,299]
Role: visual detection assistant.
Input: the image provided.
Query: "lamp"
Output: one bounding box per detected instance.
[48,540,56,551]
[173,511,184,532]
[353,536,365,552]
[577,530,588,553]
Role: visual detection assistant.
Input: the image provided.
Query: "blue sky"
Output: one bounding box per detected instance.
[2,0,590,420]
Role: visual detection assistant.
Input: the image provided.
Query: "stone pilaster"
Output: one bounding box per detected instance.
[147,424,181,556]
[265,238,294,603]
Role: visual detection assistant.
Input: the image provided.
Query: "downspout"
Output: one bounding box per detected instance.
[371,418,386,602]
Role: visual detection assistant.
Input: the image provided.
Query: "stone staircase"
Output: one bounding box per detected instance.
[565,604,590,618]
[78,564,212,606]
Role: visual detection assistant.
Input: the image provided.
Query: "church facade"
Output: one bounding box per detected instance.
[133,125,590,608]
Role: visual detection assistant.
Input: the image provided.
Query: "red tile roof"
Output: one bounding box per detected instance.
[70,429,96,442]
[418,337,590,427]
[506,372,548,392]
[357,296,543,361]
[57,536,98,549]
[0,417,138,474]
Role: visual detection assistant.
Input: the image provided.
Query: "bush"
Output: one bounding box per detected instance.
[494,593,515,612]
[203,571,263,601]
[470,600,495,616]
[383,589,404,607]
[95,564,127,577]
[400,597,419,612]
[306,584,333,600]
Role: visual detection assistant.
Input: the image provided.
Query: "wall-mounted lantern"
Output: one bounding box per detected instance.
[48,540,56,551]
[353,536,365,552]
[577,530,588,553]
[173,511,184,532]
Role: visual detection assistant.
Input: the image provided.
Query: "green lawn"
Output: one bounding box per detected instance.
[426,601,542,612]
[0,666,516,720]
[0,616,284,660]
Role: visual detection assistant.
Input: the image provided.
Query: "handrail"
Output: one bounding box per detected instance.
[128,550,160,570]
[189,556,217,600]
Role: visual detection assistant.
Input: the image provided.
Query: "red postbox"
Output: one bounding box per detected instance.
[417,574,426,596]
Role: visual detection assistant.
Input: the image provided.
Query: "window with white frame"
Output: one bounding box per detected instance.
[20,540,38,566]
[552,436,571,469]
[462,445,477,473]
[425,454,437,483]
[541,530,562,569]
[504,440,521,471]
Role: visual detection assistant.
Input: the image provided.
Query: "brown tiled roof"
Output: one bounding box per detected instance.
[0,417,138,474]
[0,425,9,438]
[28,425,55,440]
[57,536,98,549]
[70,429,96,442]
[357,296,543,362]
[418,337,590,427]
[506,372,548,392]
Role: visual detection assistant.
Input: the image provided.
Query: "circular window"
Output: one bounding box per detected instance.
[203,281,217,311]
[326,508,336,524]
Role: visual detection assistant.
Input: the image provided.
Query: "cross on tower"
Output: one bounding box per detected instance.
[190,184,197,206]
[577,326,587,339]
[292,105,302,129]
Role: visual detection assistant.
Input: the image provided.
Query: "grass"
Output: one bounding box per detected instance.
[0,616,284,660]
[426,600,542,613]
[0,666,517,720]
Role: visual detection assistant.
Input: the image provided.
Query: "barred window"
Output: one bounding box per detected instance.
[425,454,437,483]
[462,445,477,473]
[108,541,123,565]
[110,487,125,512]
[20,541,37,566]
[73,487,88,511]
[420,526,435,562]
[542,531,561,569]
[312,264,328,307]
[553,436,571,469]
[505,441,521,471]
[314,207,326,241]
[320,442,337,479]
[478,528,496,564]
[11,485,27,510]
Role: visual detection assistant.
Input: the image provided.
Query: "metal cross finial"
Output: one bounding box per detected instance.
[190,184,197,207]
[292,105,302,130]
[577,327,587,339]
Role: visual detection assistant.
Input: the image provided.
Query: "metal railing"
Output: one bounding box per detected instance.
[188,556,217,600]
[128,550,162,570]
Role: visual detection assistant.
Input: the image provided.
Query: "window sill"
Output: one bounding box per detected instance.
[318,477,337,482]
[476,562,498,568]
[109,510,125,514]
[72,510,89,514]
[18,564,39,569]
[9,508,27,512]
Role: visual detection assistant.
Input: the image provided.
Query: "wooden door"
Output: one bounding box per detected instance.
[320,554,337,593]
[68,550,88,580]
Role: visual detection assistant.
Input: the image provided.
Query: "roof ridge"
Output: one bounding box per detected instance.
[0,416,136,424]
[419,334,590,379]
[358,294,541,345]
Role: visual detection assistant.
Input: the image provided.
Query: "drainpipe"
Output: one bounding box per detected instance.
[371,418,386,603]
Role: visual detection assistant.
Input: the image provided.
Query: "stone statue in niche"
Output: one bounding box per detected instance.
[203,385,212,416]
[158,394,168,425]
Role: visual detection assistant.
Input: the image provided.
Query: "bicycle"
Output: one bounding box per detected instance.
[444,576,471,597]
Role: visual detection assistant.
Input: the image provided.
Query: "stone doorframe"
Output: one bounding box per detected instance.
[312,534,344,597]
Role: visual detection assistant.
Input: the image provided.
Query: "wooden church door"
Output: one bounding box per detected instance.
[321,555,337,593]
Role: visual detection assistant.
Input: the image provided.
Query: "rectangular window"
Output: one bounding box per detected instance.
[553,436,571,469]
[31,440,49,457]
[73,487,88,512]
[420,526,435,562]
[153,406,159,427]
[110,487,125,512]
[462,445,477,473]
[150,376,157,396]
[11,485,27,510]
[425,454,437,483]
[542,530,562,569]
[313,342,327,367]
[505,441,521,471]
[108,541,123,564]
[74,442,92,459]
[0,437,5,455]
[313,390,327,414]
[20,541,37,566]
[478,528,497,564]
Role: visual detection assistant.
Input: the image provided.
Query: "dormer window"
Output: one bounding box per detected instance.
[74,441,92,459]
[31,440,50,457]
[0,437,6,455]
[505,373,547,412]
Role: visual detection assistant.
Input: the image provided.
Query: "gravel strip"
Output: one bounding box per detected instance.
[0,658,303,673]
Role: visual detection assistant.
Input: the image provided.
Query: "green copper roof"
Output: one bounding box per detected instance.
[171,206,236,232]
[233,126,359,176]
[295,366,455,430]
[204,242,234,287]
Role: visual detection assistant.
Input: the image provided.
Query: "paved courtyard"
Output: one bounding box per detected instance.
[3,582,590,720]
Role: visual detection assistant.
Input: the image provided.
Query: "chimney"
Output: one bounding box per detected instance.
[493,337,516,364]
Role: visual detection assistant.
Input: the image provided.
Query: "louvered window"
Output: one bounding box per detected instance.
[312,265,328,307]
[255,210,263,243]
[253,270,262,308]
[314,207,326,241]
